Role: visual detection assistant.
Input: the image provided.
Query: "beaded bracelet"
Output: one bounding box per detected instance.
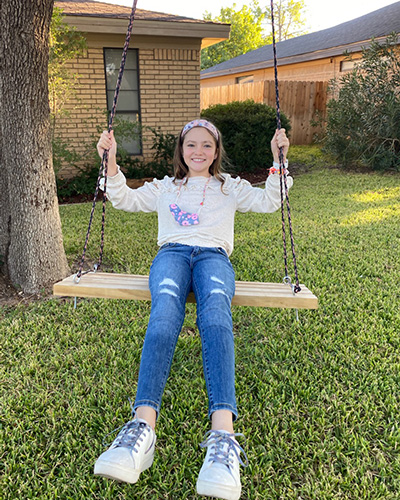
[269,160,289,176]
[269,166,289,176]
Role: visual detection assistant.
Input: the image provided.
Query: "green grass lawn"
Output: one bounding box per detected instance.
[1,163,400,499]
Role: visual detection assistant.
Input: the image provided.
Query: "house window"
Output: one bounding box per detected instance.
[104,48,141,154]
[340,59,361,72]
[236,75,254,84]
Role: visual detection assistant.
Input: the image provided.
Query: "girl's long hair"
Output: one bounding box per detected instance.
[172,122,227,186]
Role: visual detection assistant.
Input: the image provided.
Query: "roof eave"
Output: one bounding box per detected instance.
[201,36,388,79]
[63,15,230,48]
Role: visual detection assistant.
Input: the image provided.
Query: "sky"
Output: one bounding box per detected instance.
[101,0,397,33]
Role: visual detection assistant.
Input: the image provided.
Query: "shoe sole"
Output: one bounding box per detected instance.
[94,455,154,484]
[196,479,241,500]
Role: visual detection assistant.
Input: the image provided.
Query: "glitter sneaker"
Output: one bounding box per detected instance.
[94,418,156,484]
[196,430,248,500]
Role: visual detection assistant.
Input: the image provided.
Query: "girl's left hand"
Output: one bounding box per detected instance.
[271,128,290,163]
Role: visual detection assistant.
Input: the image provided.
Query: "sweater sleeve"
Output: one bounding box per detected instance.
[99,167,160,213]
[229,171,293,213]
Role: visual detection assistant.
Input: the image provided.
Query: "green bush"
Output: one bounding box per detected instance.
[52,136,83,177]
[122,127,176,179]
[55,123,177,201]
[53,131,100,202]
[149,126,177,167]
[56,164,101,202]
[324,34,400,171]
[201,99,291,173]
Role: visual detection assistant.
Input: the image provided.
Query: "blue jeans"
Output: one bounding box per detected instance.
[133,243,238,421]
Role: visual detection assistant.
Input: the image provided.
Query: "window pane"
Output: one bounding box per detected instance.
[124,50,138,69]
[104,48,141,155]
[108,90,139,111]
[106,69,138,91]
[105,49,137,71]
[114,113,141,155]
[236,75,254,84]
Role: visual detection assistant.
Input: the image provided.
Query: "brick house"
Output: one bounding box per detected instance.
[201,2,400,87]
[54,0,229,178]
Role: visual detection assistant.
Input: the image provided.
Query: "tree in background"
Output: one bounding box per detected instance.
[0,0,69,293]
[201,2,268,70]
[201,0,307,69]
[324,34,400,171]
[264,0,307,42]
[49,7,87,126]
[49,7,87,175]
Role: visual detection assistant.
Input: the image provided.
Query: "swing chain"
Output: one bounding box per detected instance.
[75,0,139,280]
[270,0,301,294]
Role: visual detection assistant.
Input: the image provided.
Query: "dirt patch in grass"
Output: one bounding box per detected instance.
[0,273,50,307]
[0,273,26,307]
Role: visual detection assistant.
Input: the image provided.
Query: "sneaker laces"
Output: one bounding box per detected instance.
[200,430,249,468]
[102,398,154,454]
[113,420,153,451]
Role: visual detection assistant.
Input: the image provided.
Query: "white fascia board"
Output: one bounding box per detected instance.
[64,16,230,47]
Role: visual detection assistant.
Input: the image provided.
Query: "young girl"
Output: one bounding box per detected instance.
[94,119,291,500]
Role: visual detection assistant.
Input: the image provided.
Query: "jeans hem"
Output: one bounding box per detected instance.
[209,404,238,422]
[133,400,160,419]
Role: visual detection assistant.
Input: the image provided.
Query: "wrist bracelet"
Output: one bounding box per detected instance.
[269,160,289,176]
[269,166,289,176]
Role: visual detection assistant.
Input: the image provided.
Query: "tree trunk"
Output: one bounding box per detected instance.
[0,0,69,294]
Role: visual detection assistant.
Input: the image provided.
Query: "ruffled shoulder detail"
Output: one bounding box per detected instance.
[142,175,176,193]
[221,173,253,192]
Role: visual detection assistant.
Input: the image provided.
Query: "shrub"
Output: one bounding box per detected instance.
[324,34,400,171]
[56,164,101,202]
[201,99,290,173]
[149,127,177,167]
[122,127,176,179]
[52,136,83,177]
[55,123,177,201]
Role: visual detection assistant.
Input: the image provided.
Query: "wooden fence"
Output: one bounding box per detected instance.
[200,80,328,145]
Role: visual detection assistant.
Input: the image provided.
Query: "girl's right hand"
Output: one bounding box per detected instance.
[271,128,289,164]
[97,130,118,175]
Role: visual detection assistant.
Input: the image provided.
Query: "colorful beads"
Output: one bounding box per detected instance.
[269,166,289,176]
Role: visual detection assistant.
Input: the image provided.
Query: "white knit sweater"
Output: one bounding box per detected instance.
[101,167,293,256]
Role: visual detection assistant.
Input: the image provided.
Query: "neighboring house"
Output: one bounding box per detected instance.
[201,1,400,87]
[55,0,229,178]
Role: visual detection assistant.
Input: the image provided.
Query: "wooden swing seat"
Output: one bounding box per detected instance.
[53,272,318,309]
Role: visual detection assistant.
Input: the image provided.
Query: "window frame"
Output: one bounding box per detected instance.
[236,75,254,84]
[103,47,142,155]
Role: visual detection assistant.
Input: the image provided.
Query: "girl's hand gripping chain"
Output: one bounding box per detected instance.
[97,130,118,177]
[271,128,289,164]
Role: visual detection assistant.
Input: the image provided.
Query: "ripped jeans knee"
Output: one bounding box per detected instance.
[134,244,237,420]
[158,277,180,298]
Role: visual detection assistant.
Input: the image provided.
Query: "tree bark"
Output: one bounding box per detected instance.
[0,0,69,294]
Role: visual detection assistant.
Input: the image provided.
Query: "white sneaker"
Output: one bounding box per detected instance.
[94,418,156,484]
[196,430,248,500]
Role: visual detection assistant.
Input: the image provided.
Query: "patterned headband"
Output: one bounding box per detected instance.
[181,119,219,142]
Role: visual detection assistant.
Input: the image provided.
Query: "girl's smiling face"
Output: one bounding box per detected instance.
[182,127,218,178]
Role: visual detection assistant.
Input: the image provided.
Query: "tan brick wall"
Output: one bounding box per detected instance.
[140,47,200,160]
[55,35,201,179]
[55,47,107,179]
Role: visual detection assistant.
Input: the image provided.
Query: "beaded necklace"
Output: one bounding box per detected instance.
[169,176,211,226]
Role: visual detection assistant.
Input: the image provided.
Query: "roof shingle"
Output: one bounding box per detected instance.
[55,0,209,24]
